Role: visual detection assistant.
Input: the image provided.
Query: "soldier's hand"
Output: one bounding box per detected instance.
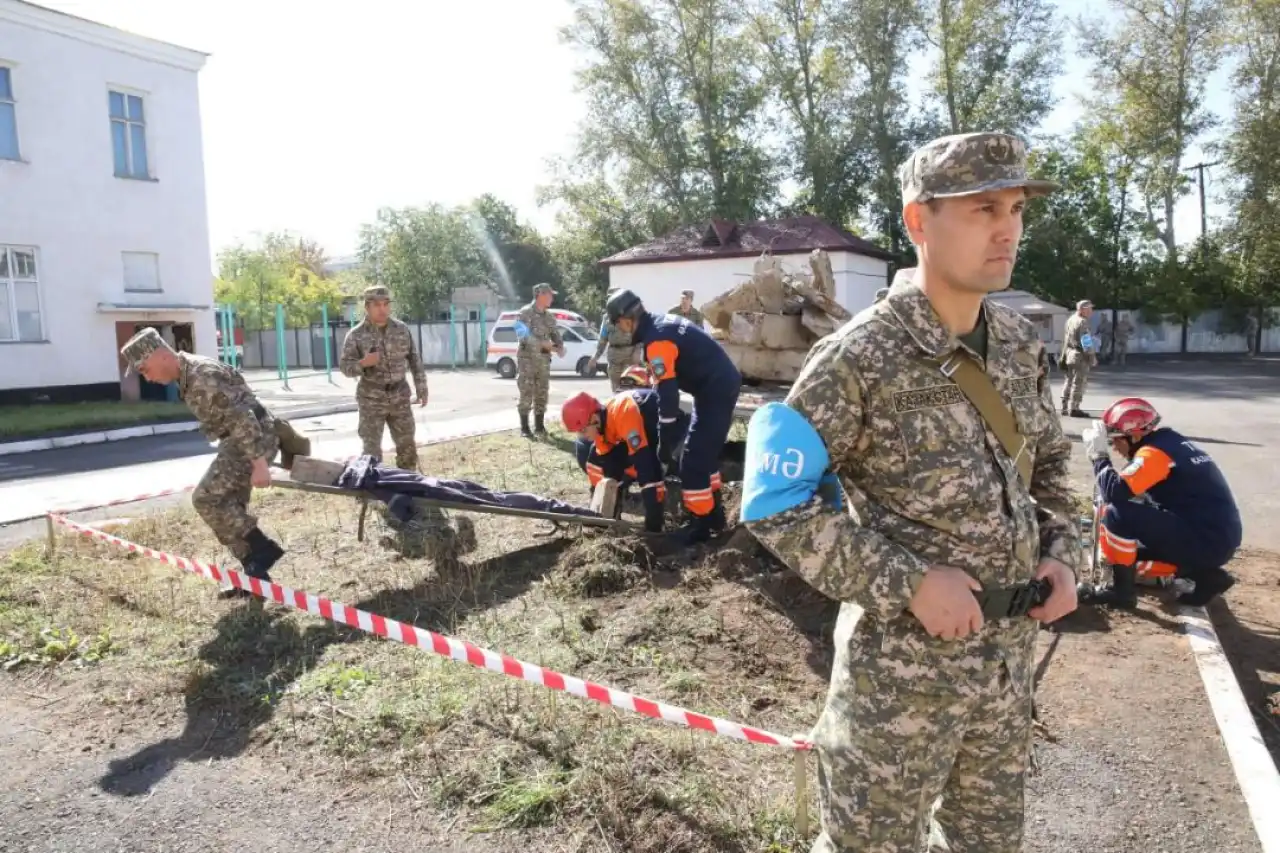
[556,345,566,358]
[586,358,598,373]
[359,351,381,367]
[250,458,271,488]
[415,394,428,408]
[1028,558,1078,624]
[908,565,985,641]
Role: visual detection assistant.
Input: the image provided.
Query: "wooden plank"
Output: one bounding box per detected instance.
[269,476,636,531]
[290,455,347,486]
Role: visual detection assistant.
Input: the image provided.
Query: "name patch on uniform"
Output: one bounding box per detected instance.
[893,384,965,413]
[1008,376,1039,398]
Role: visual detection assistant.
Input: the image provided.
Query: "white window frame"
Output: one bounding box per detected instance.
[108,86,151,179]
[122,251,162,293]
[0,245,45,343]
[0,63,19,162]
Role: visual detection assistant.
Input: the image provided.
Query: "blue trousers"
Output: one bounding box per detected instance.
[1103,501,1240,581]
[679,384,740,515]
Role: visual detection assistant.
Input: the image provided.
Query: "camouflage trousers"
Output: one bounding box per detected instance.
[516,352,551,417]
[192,430,280,562]
[357,380,419,471]
[1113,342,1128,366]
[605,345,641,392]
[1060,357,1091,412]
[810,628,1035,853]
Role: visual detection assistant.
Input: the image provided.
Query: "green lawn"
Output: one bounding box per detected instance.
[0,401,192,440]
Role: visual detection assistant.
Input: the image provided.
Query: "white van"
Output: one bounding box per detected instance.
[486,309,602,379]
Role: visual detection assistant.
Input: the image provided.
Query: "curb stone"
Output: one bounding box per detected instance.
[0,400,361,458]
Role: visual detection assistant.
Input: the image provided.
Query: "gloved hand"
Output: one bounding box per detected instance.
[1081,420,1110,460]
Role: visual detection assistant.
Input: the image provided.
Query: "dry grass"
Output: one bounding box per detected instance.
[0,427,831,852]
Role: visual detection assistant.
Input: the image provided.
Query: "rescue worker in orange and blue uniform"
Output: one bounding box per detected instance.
[562,381,675,533]
[1078,396,1242,608]
[570,366,685,493]
[604,289,742,543]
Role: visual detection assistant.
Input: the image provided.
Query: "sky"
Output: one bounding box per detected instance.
[34,0,1234,266]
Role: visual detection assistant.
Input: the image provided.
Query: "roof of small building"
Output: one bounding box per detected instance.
[599,215,897,267]
[986,289,1071,315]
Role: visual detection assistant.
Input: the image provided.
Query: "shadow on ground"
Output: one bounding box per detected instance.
[97,537,573,798]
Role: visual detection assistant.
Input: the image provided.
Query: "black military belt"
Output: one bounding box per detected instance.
[974,579,1051,620]
[361,379,407,392]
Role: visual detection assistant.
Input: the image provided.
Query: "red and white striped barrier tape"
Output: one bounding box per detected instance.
[47,514,813,752]
[42,423,519,518]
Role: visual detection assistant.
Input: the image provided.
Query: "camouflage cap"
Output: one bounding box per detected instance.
[120,326,174,374]
[899,132,1059,204]
[681,289,695,299]
[363,285,391,302]
[533,283,557,296]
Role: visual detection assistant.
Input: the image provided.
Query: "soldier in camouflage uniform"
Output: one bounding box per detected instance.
[739,132,1080,853]
[1060,300,1096,417]
[588,314,640,392]
[667,289,705,326]
[515,282,565,437]
[120,327,287,594]
[1113,314,1134,365]
[340,286,428,471]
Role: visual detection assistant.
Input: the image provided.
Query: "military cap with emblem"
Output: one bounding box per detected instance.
[362,285,392,302]
[899,132,1060,204]
[533,283,557,296]
[120,326,175,374]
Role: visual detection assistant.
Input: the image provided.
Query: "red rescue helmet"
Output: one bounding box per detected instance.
[1102,397,1161,441]
[618,365,652,388]
[561,392,602,432]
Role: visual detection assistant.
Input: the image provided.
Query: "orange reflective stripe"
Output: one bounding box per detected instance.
[646,340,680,382]
[625,465,638,480]
[710,472,722,492]
[1119,445,1174,497]
[1136,559,1178,578]
[1098,523,1137,566]
[683,487,714,516]
[585,463,604,487]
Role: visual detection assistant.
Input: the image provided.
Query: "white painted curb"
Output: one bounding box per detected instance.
[0,401,360,457]
[1181,605,1280,853]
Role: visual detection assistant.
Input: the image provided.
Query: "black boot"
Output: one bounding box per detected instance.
[519,412,533,438]
[672,511,714,545]
[243,527,284,581]
[534,413,548,437]
[1078,563,1137,609]
[1177,568,1236,607]
[708,490,727,533]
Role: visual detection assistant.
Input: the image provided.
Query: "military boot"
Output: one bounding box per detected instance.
[1078,563,1137,609]
[1177,568,1236,608]
[519,412,533,438]
[708,490,727,533]
[534,413,548,437]
[244,527,285,581]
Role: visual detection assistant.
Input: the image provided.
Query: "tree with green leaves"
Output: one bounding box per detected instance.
[1076,0,1227,259]
[214,231,343,329]
[920,0,1063,137]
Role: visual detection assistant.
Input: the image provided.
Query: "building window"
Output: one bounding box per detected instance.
[123,251,161,292]
[0,246,43,342]
[0,66,18,161]
[109,90,149,179]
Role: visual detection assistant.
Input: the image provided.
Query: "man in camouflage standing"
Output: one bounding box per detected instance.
[1113,313,1134,366]
[739,131,1080,853]
[588,314,640,392]
[1060,299,1096,417]
[515,282,565,437]
[340,286,428,470]
[120,327,289,593]
[667,289,704,326]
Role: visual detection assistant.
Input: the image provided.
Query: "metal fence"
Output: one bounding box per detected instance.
[214,302,523,382]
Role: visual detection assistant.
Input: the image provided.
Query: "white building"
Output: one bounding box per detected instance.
[599,216,895,317]
[0,0,213,403]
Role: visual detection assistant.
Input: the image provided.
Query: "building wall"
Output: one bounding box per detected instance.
[0,1,213,397]
[605,251,890,320]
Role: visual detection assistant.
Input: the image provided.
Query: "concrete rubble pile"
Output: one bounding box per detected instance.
[700,248,852,383]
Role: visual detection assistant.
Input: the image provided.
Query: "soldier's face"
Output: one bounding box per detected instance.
[616,317,636,334]
[913,189,1025,294]
[137,351,179,384]
[366,298,391,325]
[680,295,692,309]
[536,292,553,309]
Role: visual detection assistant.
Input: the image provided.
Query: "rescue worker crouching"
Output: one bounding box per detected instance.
[1079,396,1242,609]
[604,288,742,544]
[561,383,672,533]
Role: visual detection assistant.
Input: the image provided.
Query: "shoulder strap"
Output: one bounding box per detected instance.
[940,351,1033,487]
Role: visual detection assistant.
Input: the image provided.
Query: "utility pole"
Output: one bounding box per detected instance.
[1184,161,1220,238]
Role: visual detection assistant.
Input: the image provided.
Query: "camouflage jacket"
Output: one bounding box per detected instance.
[1062,314,1096,365]
[515,303,563,356]
[745,275,1079,686]
[667,305,704,326]
[594,318,634,358]
[178,353,275,459]
[339,317,427,397]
